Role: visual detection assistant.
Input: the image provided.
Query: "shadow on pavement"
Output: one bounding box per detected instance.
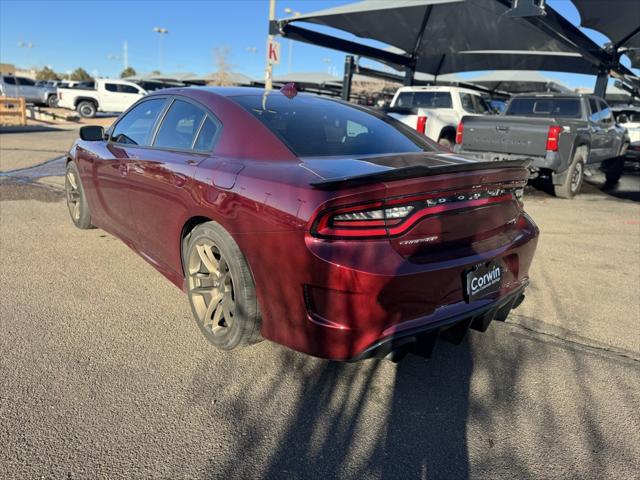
[191,340,474,480]
[527,168,640,203]
[0,125,67,134]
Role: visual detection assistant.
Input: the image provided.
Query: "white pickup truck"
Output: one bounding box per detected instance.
[57,79,147,117]
[387,86,495,147]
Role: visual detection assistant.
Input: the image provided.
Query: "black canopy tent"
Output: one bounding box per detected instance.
[270,0,638,99]
[463,70,572,94]
[572,0,640,70]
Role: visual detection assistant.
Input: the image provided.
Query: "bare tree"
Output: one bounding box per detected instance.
[211,46,233,86]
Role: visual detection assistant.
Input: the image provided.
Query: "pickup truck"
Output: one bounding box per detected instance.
[613,106,640,143]
[387,86,494,147]
[0,75,58,107]
[57,79,146,118]
[454,93,629,198]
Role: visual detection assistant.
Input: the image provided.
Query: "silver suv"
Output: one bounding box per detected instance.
[0,75,57,107]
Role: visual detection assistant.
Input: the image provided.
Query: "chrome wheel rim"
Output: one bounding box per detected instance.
[187,241,235,337]
[571,162,583,192]
[65,170,81,221]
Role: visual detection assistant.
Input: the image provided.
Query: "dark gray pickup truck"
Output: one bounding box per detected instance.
[454,93,629,198]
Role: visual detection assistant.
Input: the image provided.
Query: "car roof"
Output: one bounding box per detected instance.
[395,85,484,95]
[146,86,317,100]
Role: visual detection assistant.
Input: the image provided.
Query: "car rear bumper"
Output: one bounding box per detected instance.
[348,284,527,362]
[454,148,564,172]
[288,214,539,361]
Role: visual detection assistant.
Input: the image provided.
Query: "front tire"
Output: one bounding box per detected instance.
[184,222,262,350]
[65,161,93,229]
[554,148,585,199]
[77,101,97,118]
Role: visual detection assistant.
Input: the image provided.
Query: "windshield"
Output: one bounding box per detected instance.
[232,94,434,157]
[394,91,453,109]
[505,98,582,118]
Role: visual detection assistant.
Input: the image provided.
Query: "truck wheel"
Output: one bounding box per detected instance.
[554,148,585,199]
[603,156,625,187]
[77,101,97,118]
[46,94,58,108]
[438,137,453,149]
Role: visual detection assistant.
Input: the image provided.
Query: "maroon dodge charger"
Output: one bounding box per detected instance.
[65,87,539,361]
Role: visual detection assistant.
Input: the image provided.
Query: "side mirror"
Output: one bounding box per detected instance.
[79,125,105,141]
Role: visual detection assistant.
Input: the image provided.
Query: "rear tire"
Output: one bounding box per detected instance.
[438,137,454,149]
[77,101,97,118]
[554,148,585,199]
[184,222,262,350]
[46,94,58,108]
[65,161,93,229]
[603,156,625,187]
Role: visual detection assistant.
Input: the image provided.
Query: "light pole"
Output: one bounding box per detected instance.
[322,57,332,75]
[18,41,35,72]
[283,8,301,74]
[153,27,169,72]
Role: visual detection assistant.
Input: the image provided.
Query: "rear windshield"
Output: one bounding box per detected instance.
[505,98,582,118]
[394,91,453,109]
[232,94,432,157]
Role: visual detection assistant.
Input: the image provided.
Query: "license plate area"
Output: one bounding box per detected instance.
[464,261,503,302]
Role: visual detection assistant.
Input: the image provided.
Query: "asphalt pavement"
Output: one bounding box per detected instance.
[0,130,639,479]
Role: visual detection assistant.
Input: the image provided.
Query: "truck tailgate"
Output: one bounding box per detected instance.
[460,116,554,156]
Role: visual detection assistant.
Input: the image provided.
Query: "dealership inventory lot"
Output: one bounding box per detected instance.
[0,130,639,479]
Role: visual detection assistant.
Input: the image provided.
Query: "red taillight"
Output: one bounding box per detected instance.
[310,186,523,239]
[416,115,427,134]
[455,122,464,144]
[546,125,562,151]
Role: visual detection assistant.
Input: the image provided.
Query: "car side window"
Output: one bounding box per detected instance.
[118,84,140,94]
[105,83,118,92]
[17,77,35,86]
[598,100,613,124]
[111,98,167,146]
[473,95,491,114]
[588,98,600,122]
[460,93,475,113]
[3,76,16,85]
[194,116,219,152]
[153,100,206,150]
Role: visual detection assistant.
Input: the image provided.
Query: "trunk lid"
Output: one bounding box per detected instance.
[459,115,555,156]
[305,152,529,263]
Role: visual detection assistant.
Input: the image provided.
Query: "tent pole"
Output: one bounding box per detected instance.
[594,69,609,98]
[403,66,415,86]
[342,55,355,101]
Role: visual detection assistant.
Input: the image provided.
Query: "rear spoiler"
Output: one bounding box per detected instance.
[310,159,531,191]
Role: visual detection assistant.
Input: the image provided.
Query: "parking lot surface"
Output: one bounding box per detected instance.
[1,129,639,479]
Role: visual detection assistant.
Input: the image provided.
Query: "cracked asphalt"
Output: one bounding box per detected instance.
[0,129,639,479]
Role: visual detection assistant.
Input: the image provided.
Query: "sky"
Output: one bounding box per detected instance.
[0,0,637,89]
